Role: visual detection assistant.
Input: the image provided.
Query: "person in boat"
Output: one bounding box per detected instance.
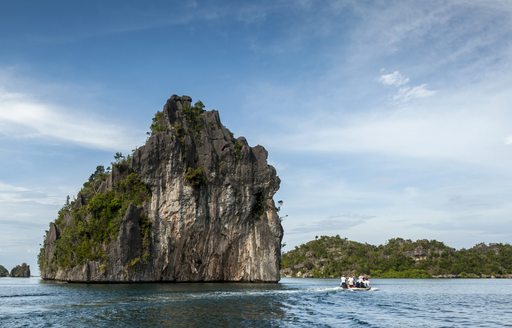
[355,276,363,288]
[347,276,354,288]
[340,276,347,288]
[363,277,370,288]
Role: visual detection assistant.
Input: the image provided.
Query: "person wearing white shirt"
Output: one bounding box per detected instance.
[347,276,354,287]
[340,276,347,288]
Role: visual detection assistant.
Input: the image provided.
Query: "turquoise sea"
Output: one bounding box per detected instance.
[1,277,511,327]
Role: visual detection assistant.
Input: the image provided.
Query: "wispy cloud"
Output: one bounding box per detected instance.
[393,84,436,103]
[379,70,410,86]
[0,79,140,151]
[0,179,66,272]
[0,181,63,206]
[0,181,27,193]
[378,70,436,103]
[267,89,512,168]
[287,213,374,235]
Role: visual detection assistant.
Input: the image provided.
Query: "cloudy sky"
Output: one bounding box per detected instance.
[1,0,512,274]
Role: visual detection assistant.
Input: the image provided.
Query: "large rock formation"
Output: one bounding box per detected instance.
[10,263,30,277]
[0,265,8,277]
[39,95,283,282]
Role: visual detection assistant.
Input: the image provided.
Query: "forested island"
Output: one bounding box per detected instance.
[281,235,512,278]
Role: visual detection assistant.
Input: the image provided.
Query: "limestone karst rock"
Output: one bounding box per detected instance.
[0,265,8,277]
[39,95,283,282]
[10,263,30,278]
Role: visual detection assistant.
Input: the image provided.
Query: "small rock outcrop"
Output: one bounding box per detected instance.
[39,95,283,282]
[0,265,8,277]
[10,263,30,277]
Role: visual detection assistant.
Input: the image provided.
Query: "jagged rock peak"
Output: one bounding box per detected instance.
[10,263,30,278]
[39,94,283,283]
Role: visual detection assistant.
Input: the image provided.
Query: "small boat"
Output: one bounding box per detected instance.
[340,284,374,291]
[344,286,371,291]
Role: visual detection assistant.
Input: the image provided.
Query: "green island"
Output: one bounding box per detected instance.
[281,235,512,278]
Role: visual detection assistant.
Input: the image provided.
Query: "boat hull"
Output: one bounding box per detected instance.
[342,287,372,291]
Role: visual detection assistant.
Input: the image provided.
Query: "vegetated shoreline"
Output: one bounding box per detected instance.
[280,235,512,279]
[280,274,512,279]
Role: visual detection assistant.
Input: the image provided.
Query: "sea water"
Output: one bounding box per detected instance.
[1,277,511,327]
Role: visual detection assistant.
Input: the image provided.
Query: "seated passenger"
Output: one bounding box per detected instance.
[356,276,364,288]
[340,276,347,288]
[347,276,354,287]
[363,277,370,288]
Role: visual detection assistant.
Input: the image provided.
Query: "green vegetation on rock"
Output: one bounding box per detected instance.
[234,140,243,160]
[183,101,205,133]
[184,166,206,187]
[41,169,151,271]
[281,235,512,278]
[149,111,167,135]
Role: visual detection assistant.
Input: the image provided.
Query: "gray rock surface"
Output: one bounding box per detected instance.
[39,95,283,282]
[10,263,30,277]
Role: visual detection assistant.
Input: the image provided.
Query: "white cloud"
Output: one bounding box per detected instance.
[379,70,410,86]
[252,50,512,250]
[274,104,510,167]
[0,181,63,205]
[278,156,512,250]
[393,84,437,103]
[0,181,28,193]
[0,85,141,151]
[378,70,436,103]
[0,180,68,276]
[238,1,512,251]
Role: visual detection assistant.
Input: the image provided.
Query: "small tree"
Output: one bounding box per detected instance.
[194,101,205,111]
[88,165,106,182]
[114,152,125,162]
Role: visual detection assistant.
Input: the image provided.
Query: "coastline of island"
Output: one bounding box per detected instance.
[281,235,512,279]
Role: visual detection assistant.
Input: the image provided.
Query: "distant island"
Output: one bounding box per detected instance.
[0,263,30,277]
[10,263,30,277]
[0,265,8,277]
[39,95,283,283]
[281,235,512,278]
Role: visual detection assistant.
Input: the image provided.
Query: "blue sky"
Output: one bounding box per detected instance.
[1,0,512,274]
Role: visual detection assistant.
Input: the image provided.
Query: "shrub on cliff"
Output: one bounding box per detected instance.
[48,171,151,269]
[184,167,205,187]
[149,111,167,135]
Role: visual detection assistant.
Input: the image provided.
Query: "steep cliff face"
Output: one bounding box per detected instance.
[39,95,283,282]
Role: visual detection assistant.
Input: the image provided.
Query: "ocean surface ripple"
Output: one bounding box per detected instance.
[1,277,511,327]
